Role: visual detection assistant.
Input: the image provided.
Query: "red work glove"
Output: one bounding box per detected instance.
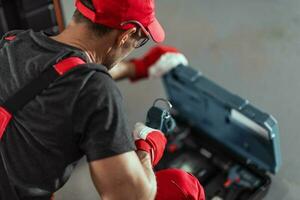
[155,169,206,200]
[133,123,167,167]
[130,45,189,81]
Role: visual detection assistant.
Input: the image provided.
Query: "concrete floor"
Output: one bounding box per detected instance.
[56,0,300,199]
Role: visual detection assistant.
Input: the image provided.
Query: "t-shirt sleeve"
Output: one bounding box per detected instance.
[73,71,136,162]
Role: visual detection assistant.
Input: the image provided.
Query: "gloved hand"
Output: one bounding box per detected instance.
[133,122,167,167]
[130,45,189,81]
[155,169,206,200]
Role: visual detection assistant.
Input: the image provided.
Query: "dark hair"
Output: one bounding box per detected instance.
[73,0,114,37]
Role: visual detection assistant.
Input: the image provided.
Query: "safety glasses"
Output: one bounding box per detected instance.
[121,20,150,48]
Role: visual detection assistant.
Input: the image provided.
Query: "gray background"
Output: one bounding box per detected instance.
[56,0,300,199]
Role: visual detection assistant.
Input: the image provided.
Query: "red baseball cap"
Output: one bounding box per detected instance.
[75,0,165,43]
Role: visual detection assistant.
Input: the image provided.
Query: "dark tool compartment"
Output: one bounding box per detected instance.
[156,66,281,200]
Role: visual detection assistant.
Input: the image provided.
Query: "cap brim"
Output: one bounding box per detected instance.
[147,18,165,43]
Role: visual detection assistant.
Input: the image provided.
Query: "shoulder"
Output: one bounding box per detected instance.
[87,66,121,97]
[75,63,122,102]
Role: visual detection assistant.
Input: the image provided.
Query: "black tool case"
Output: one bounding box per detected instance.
[156,66,282,200]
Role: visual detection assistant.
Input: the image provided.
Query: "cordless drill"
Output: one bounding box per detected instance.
[145,98,176,134]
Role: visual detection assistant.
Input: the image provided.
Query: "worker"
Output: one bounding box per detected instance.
[0,0,205,199]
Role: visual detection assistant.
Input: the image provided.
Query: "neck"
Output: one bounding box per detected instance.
[50,21,112,64]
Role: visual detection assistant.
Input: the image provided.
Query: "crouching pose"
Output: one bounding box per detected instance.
[0,0,205,199]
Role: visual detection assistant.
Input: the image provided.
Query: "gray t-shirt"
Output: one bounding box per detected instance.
[0,30,135,199]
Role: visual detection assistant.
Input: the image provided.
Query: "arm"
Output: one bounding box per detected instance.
[89,151,157,200]
[90,123,166,199]
[109,61,135,81]
[73,73,157,199]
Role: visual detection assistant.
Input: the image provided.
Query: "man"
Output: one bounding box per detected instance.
[0,0,205,199]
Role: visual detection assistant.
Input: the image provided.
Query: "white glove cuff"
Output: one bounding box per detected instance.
[149,53,189,79]
[139,126,156,140]
[133,123,158,140]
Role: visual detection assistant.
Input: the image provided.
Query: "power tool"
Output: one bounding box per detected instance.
[146,98,176,134]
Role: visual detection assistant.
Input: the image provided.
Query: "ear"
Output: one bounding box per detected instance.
[117,27,137,47]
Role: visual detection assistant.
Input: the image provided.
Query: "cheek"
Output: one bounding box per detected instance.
[118,43,135,59]
[106,41,135,66]
[117,51,132,64]
[123,39,136,52]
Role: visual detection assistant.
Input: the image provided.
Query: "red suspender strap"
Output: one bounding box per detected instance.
[0,33,16,138]
[0,34,16,139]
[0,107,12,139]
[4,35,16,41]
[0,56,86,140]
[54,57,86,75]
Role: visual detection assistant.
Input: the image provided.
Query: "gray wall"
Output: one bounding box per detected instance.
[56,0,300,199]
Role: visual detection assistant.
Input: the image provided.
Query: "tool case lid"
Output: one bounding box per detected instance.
[163,66,282,174]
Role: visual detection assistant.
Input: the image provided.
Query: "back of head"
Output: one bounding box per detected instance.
[72,0,114,37]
